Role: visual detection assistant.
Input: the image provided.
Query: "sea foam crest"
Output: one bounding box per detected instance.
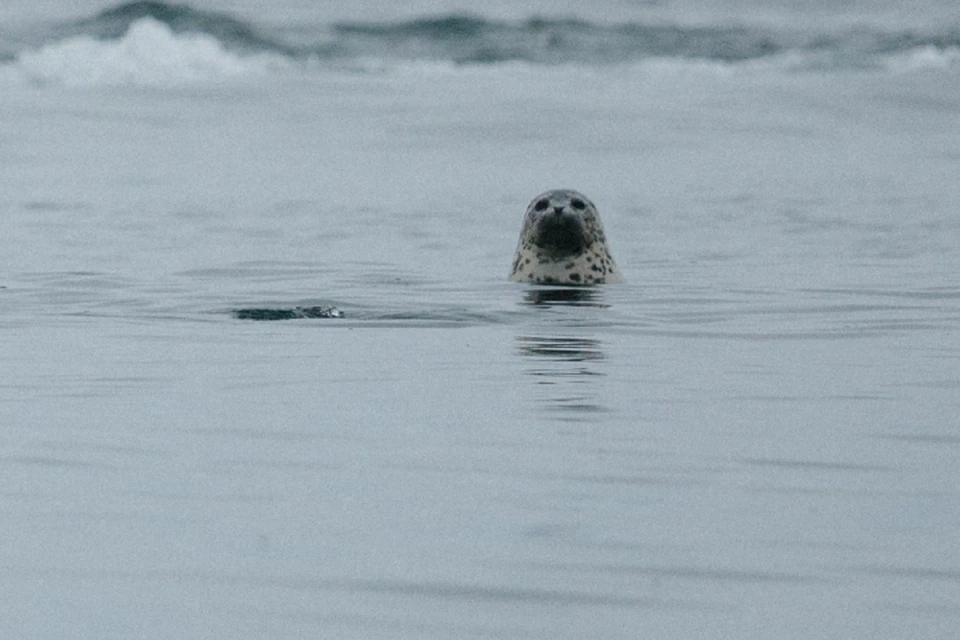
[13,17,288,87]
[886,45,960,72]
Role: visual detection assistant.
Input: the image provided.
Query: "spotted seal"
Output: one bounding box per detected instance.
[509,189,621,285]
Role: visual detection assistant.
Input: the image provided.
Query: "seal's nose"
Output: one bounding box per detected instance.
[552,206,565,215]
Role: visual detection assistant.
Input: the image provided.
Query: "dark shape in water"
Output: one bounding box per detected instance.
[234,306,344,321]
[335,14,490,39]
[516,335,604,362]
[524,287,605,307]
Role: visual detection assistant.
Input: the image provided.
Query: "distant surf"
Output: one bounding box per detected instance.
[4,0,959,86]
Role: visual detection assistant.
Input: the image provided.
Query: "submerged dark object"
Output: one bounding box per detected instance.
[234,306,344,321]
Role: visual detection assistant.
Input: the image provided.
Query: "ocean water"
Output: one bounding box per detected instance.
[2,1,960,638]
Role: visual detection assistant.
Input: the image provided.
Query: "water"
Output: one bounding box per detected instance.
[2,1,960,637]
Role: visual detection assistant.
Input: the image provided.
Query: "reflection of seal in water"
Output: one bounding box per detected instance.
[509,190,621,285]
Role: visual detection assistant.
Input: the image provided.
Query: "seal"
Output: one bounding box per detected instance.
[509,189,621,285]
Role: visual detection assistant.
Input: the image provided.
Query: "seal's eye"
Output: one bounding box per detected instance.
[571,199,586,211]
[534,199,549,212]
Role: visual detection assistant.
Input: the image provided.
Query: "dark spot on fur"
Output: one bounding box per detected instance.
[591,264,601,272]
[569,272,581,282]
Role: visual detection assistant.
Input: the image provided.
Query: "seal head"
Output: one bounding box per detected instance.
[510,190,621,285]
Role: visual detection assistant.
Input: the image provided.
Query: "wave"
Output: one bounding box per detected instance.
[332,16,783,65]
[67,1,301,56]
[4,1,959,86]
[11,17,291,87]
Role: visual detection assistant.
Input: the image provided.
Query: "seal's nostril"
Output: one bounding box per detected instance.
[553,206,565,215]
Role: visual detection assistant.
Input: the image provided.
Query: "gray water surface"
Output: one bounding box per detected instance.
[2,11,960,636]
[3,256,958,638]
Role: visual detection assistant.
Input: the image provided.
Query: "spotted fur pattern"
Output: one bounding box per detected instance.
[509,189,621,285]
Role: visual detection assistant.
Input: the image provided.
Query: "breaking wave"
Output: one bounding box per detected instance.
[12,18,290,87]
[3,1,959,86]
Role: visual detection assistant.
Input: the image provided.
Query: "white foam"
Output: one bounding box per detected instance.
[886,45,960,73]
[10,18,290,87]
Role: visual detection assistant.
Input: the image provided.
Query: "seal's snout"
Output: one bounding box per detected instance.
[534,212,586,257]
[552,206,565,215]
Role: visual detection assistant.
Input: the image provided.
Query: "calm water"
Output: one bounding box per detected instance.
[2,1,960,638]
